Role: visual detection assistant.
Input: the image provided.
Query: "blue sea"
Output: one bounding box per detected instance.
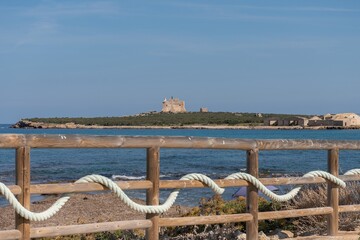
[1,124,360,205]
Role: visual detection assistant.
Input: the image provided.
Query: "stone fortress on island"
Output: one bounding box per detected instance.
[162,97,187,113]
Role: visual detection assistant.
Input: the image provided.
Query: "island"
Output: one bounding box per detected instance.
[10,111,360,129]
[10,97,360,129]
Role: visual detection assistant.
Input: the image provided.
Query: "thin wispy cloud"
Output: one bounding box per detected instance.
[15,19,59,47]
[3,1,121,49]
[157,2,289,22]
[23,1,121,17]
[138,35,345,57]
[170,2,360,13]
[163,1,360,24]
[248,6,360,13]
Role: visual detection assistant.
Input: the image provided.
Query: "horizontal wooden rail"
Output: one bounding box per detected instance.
[8,185,22,195]
[291,234,360,240]
[2,134,360,150]
[339,204,360,213]
[29,180,153,194]
[0,230,22,240]
[30,220,152,238]
[0,134,257,150]
[0,207,349,240]
[258,207,333,220]
[159,213,253,227]
[158,207,334,228]
[4,174,360,196]
[157,174,360,189]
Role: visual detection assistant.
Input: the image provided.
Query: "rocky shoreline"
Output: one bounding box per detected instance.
[10,120,360,130]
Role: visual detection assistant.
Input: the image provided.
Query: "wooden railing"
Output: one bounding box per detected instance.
[0,134,360,240]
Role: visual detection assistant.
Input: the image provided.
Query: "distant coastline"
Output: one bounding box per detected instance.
[10,120,360,130]
[10,112,360,130]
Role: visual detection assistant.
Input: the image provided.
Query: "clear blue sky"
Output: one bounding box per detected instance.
[1,0,359,123]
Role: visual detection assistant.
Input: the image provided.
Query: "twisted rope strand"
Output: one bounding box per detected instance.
[226,171,346,202]
[0,182,70,221]
[0,173,223,220]
[344,169,360,176]
[0,169,359,221]
[179,173,225,194]
[226,173,302,202]
[76,175,180,214]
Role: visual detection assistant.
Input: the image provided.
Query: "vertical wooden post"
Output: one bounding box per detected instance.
[327,148,339,236]
[246,149,259,240]
[146,147,160,240]
[15,147,31,240]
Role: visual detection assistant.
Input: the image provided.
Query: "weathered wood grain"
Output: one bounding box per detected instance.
[258,207,333,220]
[289,234,360,240]
[327,149,339,236]
[246,149,259,240]
[0,230,22,240]
[339,204,360,213]
[29,180,152,194]
[30,220,152,238]
[5,174,356,195]
[0,134,257,149]
[15,147,30,240]
[159,214,253,227]
[2,134,360,150]
[3,171,360,199]
[146,147,160,240]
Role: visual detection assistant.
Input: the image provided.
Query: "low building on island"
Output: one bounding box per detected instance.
[264,113,360,127]
[264,116,309,127]
[308,113,360,127]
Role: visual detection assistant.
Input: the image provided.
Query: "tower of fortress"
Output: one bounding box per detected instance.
[162,97,186,113]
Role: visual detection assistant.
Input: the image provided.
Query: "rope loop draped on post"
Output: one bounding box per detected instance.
[0,169,359,221]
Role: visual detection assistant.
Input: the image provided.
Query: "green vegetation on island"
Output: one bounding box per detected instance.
[23,112,311,127]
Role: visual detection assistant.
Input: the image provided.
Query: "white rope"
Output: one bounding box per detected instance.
[225,170,346,202]
[0,169,359,221]
[0,182,69,221]
[0,173,223,220]
[180,173,225,195]
[77,175,178,214]
[76,174,224,214]
[344,168,360,176]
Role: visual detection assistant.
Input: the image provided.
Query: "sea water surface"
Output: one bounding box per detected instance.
[0,124,360,205]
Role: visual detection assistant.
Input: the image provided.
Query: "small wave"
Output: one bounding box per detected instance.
[112,174,168,180]
[112,175,146,180]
